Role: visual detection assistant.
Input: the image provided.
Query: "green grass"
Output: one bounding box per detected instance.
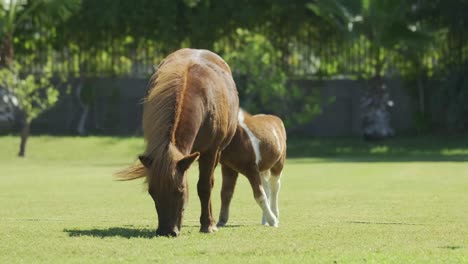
[1,136,467,263]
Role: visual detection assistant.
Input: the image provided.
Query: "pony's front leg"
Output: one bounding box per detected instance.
[247,170,278,227]
[197,151,219,233]
[217,164,239,227]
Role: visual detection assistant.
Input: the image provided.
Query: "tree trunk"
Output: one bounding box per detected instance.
[418,77,425,115]
[77,106,89,135]
[0,34,14,68]
[76,80,89,135]
[18,120,30,157]
[361,76,394,140]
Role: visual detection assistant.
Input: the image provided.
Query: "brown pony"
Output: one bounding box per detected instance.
[218,110,286,227]
[116,49,239,236]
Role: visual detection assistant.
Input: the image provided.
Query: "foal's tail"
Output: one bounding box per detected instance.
[114,162,147,181]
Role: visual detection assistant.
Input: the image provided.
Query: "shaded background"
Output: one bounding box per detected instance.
[1,0,467,137]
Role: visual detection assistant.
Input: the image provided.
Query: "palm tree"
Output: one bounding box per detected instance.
[309,0,428,139]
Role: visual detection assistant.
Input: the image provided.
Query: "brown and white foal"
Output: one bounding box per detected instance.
[218,110,286,227]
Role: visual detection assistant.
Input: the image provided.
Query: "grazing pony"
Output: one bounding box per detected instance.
[116,49,239,236]
[218,110,286,227]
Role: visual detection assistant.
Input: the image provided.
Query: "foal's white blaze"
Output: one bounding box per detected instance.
[238,110,261,165]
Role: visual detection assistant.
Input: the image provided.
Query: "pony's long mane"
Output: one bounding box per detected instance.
[115,57,189,187]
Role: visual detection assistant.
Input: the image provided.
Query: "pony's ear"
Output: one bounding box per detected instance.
[176,152,200,172]
[138,155,153,168]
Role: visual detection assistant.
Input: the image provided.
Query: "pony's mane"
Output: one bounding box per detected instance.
[142,58,189,188]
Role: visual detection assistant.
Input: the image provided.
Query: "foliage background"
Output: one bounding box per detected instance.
[2,0,468,134]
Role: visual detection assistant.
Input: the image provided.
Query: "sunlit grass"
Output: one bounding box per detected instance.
[0,136,467,263]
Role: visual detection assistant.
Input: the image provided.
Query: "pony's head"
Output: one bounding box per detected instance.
[139,146,199,237]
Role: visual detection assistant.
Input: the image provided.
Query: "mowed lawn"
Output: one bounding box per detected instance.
[0,136,467,263]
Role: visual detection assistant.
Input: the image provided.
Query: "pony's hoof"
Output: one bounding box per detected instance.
[200,225,218,233]
[216,221,227,227]
[262,216,278,227]
[266,219,279,227]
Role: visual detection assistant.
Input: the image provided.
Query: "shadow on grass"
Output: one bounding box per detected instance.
[64,227,156,239]
[64,225,245,239]
[346,221,422,226]
[287,135,468,162]
[439,246,463,250]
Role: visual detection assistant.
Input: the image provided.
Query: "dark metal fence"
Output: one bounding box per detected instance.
[18,34,468,80]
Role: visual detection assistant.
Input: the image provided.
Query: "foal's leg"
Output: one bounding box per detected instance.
[217,165,239,227]
[270,161,284,224]
[269,171,281,224]
[246,170,278,227]
[197,151,220,233]
[260,171,271,225]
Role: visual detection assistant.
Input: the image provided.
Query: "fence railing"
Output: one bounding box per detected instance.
[17,34,468,80]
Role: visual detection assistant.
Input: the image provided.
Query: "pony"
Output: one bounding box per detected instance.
[116,49,239,237]
[217,109,286,227]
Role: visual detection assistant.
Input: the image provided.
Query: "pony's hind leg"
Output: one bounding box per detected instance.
[197,151,220,233]
[270,161,283,224]
[269,172,281,224]
[217,164,239,227]
[260,171,271,225]
[246,170,278,227]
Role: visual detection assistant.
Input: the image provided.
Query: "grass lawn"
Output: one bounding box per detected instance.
[0,135,467,263]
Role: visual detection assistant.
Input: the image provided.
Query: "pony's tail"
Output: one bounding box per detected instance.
[114,163,147,181]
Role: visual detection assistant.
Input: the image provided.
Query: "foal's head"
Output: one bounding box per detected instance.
[139,145,199,237]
